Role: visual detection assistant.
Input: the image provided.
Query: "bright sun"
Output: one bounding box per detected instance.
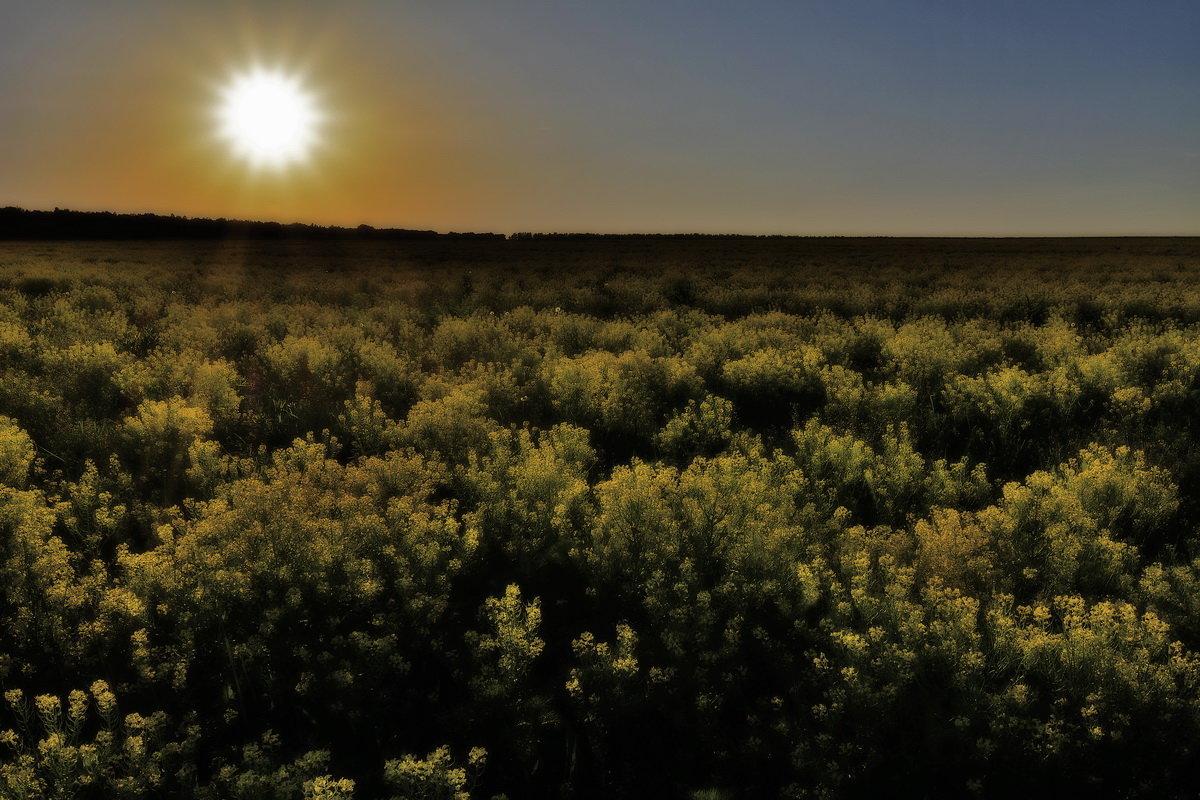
[215,67,322,171]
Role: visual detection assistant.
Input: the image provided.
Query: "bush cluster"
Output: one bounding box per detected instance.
[0,237,1199,797]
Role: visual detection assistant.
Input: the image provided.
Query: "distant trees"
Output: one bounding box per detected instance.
[0,206,501,241]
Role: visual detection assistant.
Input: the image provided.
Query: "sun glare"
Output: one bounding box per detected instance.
[215,67,322,171]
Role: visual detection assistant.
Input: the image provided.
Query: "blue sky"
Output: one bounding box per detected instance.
[1,0,1196,233]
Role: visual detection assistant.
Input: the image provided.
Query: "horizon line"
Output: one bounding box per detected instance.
[3,204,1199,240]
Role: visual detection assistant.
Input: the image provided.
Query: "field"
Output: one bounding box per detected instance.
[1,236,1200,798]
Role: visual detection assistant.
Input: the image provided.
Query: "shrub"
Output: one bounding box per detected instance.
[0,417,34,488]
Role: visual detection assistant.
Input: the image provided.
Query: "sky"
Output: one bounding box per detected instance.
[0,0,1197,235]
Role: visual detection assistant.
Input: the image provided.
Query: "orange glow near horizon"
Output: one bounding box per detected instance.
[2,2,1196,235]
[1,6,491,231]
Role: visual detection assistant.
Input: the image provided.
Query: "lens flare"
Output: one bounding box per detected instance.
[215,66,322,170]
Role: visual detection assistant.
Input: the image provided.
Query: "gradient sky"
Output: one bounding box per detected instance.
[1,0,1197,234]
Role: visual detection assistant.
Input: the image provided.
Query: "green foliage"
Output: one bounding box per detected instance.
[0,416,35,487]
[383,746,485,800]
[400,387,500,464]
[720,345,824,426]
[190,359,243,427]
[544,349,701,451]
[202,733,345,800]
[471,585,544,698]
[1,238,1200,797]
[0,681,195,800]
[122,397,214,504]
[986,444,1177,599]
[339,381,401,457]
[655,394,734,463]
[460,424,592,574]
[790,420,990,526]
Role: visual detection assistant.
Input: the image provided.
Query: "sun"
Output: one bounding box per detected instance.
[215,66,323,171]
